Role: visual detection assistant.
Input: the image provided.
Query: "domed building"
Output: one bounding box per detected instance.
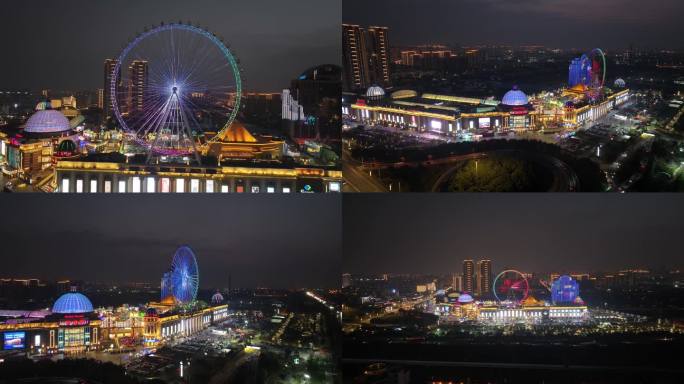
[614,78,626,88]
[2,107,80,185]
[23,109,72,138]
[455,293,479,320]
[211,291,225,304]
[497,86,535,131]
[52,292,94,314]
[54,139,79,159]
[457,293,474,304]
[366,85,386,100]
[501,86,529,106]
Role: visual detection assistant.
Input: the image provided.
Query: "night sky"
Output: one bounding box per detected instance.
[0,195,341,289]
[343,0,684,50]
[344,194,684,275]
[1,0,340,92]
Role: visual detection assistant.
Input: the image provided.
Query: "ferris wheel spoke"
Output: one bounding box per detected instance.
[130,97,170,132]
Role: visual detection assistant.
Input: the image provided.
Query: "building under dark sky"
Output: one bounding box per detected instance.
[343,0,684,50]
[0,195,341,289]
[0,0,340,92]
[344,194,684,275]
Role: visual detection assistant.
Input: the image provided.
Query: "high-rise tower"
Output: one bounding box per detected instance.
[103,59,119,118]
[476,259,492,296]
[342,24,367,91]
[342,24,391,90]
[463,259,474,293]
[128,60,148,113]
[364,26,390,86]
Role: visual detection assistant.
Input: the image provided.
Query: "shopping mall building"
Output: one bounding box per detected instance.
[343,83,630,136]
[0,291,228,354]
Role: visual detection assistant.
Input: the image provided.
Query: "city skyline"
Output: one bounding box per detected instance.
[0,195,341,289]
[343,194,684,275]
[343,0,684,50]
[0,0,339,92]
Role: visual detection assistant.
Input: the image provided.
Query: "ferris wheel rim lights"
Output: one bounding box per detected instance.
[110,22,242,155]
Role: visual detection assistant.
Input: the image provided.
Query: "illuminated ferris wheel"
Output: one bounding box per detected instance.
[580,48,606,95]
[169,245,199,303]
[493,270,529,304]
[111,22,242,162]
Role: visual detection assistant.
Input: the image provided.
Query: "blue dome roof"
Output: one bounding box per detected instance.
[24,110,70,134]
[211,292,224,304]
[457,293,474,303]
[52,292,94,314]
[501,87,529,106]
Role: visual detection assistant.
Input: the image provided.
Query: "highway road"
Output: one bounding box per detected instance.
[342,149,387,192]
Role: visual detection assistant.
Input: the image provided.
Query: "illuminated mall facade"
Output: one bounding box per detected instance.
[0,102,342,193]
[434,275,589,323]
[53,121,342,194]
[55,158,341,194]
[344,86,629,136]
[0,291,228,355]
[343,50,631,136]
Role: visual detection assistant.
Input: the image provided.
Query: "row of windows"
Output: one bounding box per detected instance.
[61,177,295,194]
[355,109,513,133]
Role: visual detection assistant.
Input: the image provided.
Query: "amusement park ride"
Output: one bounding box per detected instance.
[568,48,607,99]
[493,269,530,303]
[110,22,242,164]
[161,245,200,305]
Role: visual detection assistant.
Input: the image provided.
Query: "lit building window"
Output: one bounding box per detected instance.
[89,179,97,193]
[118,180,126,193]
[251,185,260,193]
[221,184,229,193]
[236,185,244,193]
[190,179,200,193]
[175,179,185,193]
[206,180,214,193]
[146,177,155,193]
[104,180,112,193]
[266,186,275,193]
[282,187,291,193]
[329,182,341,192]
[61,178,69,193]
[160,178,170,193]
[132,177,141,193]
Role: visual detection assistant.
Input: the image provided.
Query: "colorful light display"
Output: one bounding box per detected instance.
[111,22,242,158]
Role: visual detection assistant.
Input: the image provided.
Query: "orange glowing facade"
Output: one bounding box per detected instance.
[204,121,284,160]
